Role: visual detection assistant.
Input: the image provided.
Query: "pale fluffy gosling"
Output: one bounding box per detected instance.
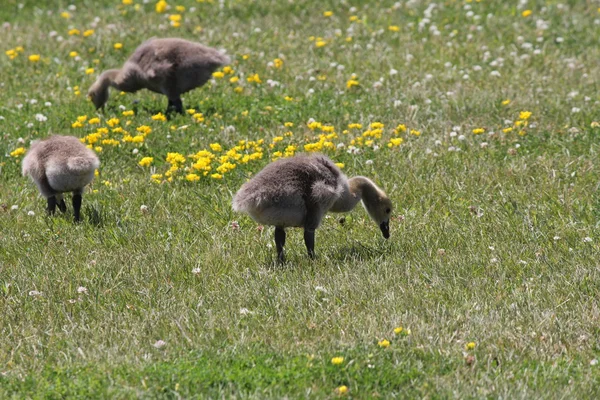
[22,135,100,222]
[88,38,230,114]
[233,154,393,262]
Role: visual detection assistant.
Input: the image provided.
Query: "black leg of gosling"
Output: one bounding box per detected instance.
[304,229,316,259]
[275,226,286,262]
[47,196,57,215]
[166,98,184,115]
[58,198,67,213]
[72,194,83,222]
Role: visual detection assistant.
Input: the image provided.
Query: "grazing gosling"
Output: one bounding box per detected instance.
[22,135,100,222]
[87,38,230,114]
[232,154,393,262]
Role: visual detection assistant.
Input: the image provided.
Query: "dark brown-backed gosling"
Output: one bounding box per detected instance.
[232,154,393,262]
[22,135,100,222]
[87,38,230,114]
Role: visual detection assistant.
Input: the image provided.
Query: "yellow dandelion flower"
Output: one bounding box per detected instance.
[273,58,283,68]
[323,11,333,17]
[151,113,167,121]
[234,87,243,93]
[410,129,421,136]
[335,162,344,169]
[472,128,485,135]
[349,15,359,22]
[378,339,390,348]
[83,29,94,37]
[336,385,348,395]
[346,79,359,89]
[156,0,168,13]
[69,51,78,58]
[247,73,262,84]
[85,68,95,75]
[388,25,400,32]
[88,117,101,125]
[122,110,135,116]
[68,28,80,36]
[394,327,403,334]
[315,39,327,48]
[10,147,26,157]
[212,71,225,79]
[519,111,532,120]
[211,173,222,179]
[502,99,511,106]
[122,0,133,4]
[388,137,403,147]
[522,9,532,17]
[210,143,222,152]
[331,357,344,365]
[186,173,200,182]
[138,157,153,167]
[114,43,123,50]
[28,54,40,62]
[60,11,71,19]
[466,342,476,350]
[284,122,294,127]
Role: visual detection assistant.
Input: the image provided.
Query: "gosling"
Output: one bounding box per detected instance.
[88,38,230,114]
[232,154,393,262]
[22,135,100,222]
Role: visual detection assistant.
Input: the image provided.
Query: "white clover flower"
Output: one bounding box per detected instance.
[35,113,47,122]
[192,267,201,275]
[11,205,18,210]
[389,68,398,76]
[27,211,35,216]
[583,237,592,243]
[29,290,43,297]
[77,286,88,294]
[153,340,166,349]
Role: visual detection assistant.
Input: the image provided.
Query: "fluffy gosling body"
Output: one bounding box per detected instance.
[233,154,393,262]
[88,38,230,114]
[22,135,100,222]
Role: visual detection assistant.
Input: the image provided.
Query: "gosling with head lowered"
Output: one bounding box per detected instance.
[233,153,393,262]
[88,37,230,114]
[22,135,100,222]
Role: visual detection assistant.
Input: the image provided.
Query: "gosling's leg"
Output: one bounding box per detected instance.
[72,192,83,222]
[303,229,316,259]
[47,196,57,215]
[274,226,286,262]
[303,201,321,259]
[167,97,184,115]
[56,194,67,213]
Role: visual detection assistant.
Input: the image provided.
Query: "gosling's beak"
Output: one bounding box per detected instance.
[379,220,390,239]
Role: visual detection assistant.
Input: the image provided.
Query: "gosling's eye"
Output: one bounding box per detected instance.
[386,208,391,214]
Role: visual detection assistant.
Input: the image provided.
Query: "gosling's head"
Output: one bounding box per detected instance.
[87,82,108,109]
[364,194,393,239]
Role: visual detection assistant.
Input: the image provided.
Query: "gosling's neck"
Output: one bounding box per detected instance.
[330,176,378,213]
[100,69,121,90]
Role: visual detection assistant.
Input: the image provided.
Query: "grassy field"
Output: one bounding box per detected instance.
[1,0,600,397]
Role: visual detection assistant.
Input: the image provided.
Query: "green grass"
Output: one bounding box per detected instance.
[1,0,600,398]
